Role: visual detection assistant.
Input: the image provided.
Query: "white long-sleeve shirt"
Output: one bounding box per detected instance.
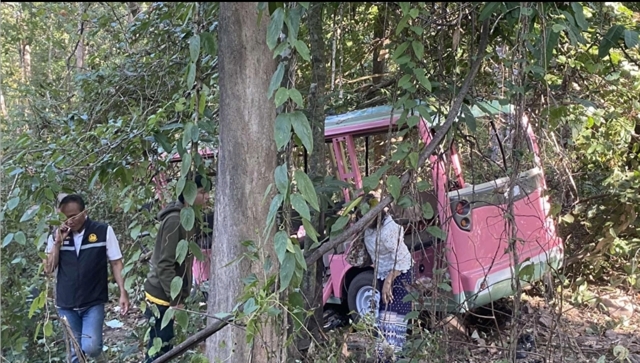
[363,215,413,280]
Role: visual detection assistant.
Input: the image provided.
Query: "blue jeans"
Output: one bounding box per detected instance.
[57,304,105,363]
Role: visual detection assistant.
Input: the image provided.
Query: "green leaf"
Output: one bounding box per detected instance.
[183,180,198,205]
[275,87,289,107]
[154,132,173,153]
[398,74,412,89]
[274,113,292,150]
[20,206,39,223]
[176,177,186,197]
[189,241,205,261]
[285,5,303,42]
[396,15,410,36]
[181,152,192,176]
[293,243,306,270]
[598,25,625,59]
[426,226,447,240]
[190,123,199,142]
[274,163,289,195]
[175,309,189,330]
[331,215,350,234]
[201,32,217,57]
[6,197,19,210]
[43,321,53,337]
[386,175,401,200]
[290,111,313,153]
[176,239,189,265]
[161,307,176,330]
[265,194,284,234]
[288,88,304,108]
[267,7,285,50]
[405,310,420,321]
[410,26,424,35]
[413,68,431,91]
[13,231,27,246]
[274,231,289,264]
[290,193,310,221]
[3,233,14,247]
[189,34,200,62]
[412,40,424,59]
[293,170,319,211]
[479,2,501,22]
[571,2,588,31]
[409,8,419,19]
[408,151,419,169]
[294,40,311,61]
[186,62,196,87]
[170,276,183,300]
[268,62,285,99]
[301,218,318,244]
[552,23,565,33]
[461,104,477,133]
[392,42,410,61]
[279,253,296,291]
[624,29,639,49]
[422,203,434,220]
[180,207,195,231]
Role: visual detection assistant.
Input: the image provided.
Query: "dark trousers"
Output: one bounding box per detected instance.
[144,303,175,363]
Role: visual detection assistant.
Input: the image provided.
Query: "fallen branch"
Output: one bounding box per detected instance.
[151,314,233,363]
[305,18,491,266]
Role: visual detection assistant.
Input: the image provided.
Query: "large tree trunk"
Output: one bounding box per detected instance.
[295,2,328,355]
[207,3,279,363]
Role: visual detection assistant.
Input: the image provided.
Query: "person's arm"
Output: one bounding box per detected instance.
[381,217,407,304]
[106,226,129,314]
[45,228,69,274]
[156,217,184,306]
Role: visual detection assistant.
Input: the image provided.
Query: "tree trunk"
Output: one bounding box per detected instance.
[296,1,327,354]
[207,3,278,363]
[371,3,387,85]
[23,42,31,82]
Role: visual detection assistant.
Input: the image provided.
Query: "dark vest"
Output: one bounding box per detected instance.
[56,218,109,309]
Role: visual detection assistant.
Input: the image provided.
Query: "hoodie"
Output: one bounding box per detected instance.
[144,201,194,306]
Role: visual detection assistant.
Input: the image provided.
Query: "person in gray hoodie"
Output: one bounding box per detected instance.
[143,174,210,362]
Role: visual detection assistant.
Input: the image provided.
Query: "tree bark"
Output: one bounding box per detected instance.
[371,3,387,85]
[296,1,327,354]
[206,3,279,363]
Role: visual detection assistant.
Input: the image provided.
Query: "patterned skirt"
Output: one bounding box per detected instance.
[376,271,412,362]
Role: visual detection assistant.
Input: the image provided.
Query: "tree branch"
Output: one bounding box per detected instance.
[304,18,492,266]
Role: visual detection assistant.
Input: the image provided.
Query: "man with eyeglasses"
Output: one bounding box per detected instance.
[45,194,129,363]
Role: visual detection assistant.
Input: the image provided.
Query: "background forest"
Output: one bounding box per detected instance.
[1,2,639,363]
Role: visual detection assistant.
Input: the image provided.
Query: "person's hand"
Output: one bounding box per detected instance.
[119,292,130,315]
[382,278,394,305]
[56,225,71,244]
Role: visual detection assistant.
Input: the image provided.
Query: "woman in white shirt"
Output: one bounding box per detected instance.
[362,198,414,361]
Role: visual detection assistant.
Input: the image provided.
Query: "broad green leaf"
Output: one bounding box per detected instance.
[289,88,304,108]
[479,2,501,22]
[274,231,289,263]
[399,2,410,14]
[409,8,419,19]
[274,163,289,195]
[293,170,319,211]
[392,41,410,60]
[398,74,412,89]
[408,152,419,169]
[422,203,434,220]
[396,15,410,36]
[201,32,217,57]
[285,5,303,42]
[410,26,424,35]
[243,297,259,315]
[6,197,19,210]
[130,225,142,240]
[161,307,176,330]
[189,241,205,261]
[170,276,183,300]
[274,113,292,150]
[461,104,477,133]
[176,177,186,197]
[426,226,447,240]
[571,2,588,31]
[265,194,284,233]
[180,207,195,231]
[407,115,420,128]
[186,62,196,87]
[598,25,625,59]
[331,215,350,234]
[412,40,424,59]
[279,253,296,291]
[43,321,53,337]
[20,206,39,223]
[268,62,286,99]
[181,152,192,176]
[293,243,306,270]
[274,87,289,107]
[190,123,199,142]
[175,310,189,330]
[624,29,639,49]
[189,34,200,62]
[3,233,14,247]
[413,68,432,91]
[183,180,198,205]
[290,111,313,153]
[386,175,401,200]
[154,132,173,154]
[552,23,565,33]
[294,40,311,61]
[301,218,318,244]
[290,193,310,221]
[267,7,285,50]
[176,239,189,265]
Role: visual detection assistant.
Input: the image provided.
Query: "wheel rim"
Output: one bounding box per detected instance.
[355,285,380,319]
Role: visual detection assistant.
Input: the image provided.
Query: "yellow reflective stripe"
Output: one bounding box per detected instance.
[145,292,171,307]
